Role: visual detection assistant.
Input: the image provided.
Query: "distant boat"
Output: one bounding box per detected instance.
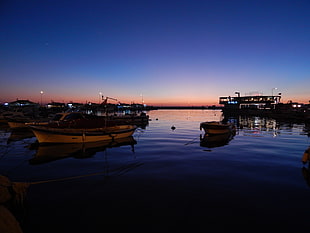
[7,115,51,129]
[200,121,236,135]
[28,112,149,128]
[7,117,29,129]
[28,124,137,144]
[0,110,24,123]
[6,110,149,130]
[108,112,149,127]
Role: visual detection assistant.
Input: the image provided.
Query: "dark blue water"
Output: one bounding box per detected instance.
[1,109,310,232]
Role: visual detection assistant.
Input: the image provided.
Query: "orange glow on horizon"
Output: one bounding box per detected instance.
[1,93,308,106]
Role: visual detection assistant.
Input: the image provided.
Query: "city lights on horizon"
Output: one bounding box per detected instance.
[0,87,309,106]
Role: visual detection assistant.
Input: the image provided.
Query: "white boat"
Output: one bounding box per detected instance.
[200,121,236,135]
[28,124,137,144]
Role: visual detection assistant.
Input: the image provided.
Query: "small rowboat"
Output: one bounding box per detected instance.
[200,121,236,135]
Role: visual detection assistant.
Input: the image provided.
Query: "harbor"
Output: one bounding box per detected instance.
[1,109,310,232]
[2,0,310,231]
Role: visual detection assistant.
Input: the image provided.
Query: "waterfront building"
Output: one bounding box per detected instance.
[219,95,281,110]
[5,99,39,107]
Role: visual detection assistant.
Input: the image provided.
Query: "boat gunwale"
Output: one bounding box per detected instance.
[200,121,233,129]
[28,125,137,137]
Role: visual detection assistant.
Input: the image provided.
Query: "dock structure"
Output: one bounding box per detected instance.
[219,94,310,122]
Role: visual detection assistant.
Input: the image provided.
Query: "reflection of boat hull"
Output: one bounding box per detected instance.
[29,136,137,164]
[29,125,137,144]
[7,128,35,143]
[200,132,234,148]
[200,121,235,135]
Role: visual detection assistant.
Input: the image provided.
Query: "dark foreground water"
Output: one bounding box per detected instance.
[1,109,310,232]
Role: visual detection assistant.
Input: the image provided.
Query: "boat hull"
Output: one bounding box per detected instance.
[7,121,27,129]
[200,121,235,135]
[29,125,137,144]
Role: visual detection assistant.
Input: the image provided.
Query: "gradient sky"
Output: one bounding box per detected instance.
[1,0,309,106]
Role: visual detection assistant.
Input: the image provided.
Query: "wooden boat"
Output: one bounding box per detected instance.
[7,118,28,129]
[200,121,236,135]
[0,110,24,123]
[107,112,149,127]
[28,124,137,144]
[7,114,52,129]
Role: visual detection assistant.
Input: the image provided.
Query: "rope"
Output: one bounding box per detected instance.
[29,170,108,185]
[184,136,200,145]
[29,161,143,185]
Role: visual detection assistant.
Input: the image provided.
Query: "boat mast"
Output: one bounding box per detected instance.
[101,96,118,127]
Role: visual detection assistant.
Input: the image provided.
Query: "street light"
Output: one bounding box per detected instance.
[99,92,102,104]
[140,93,144,105]
[235,91,240,97]
[272,88,277,96]
[40,91,44,106]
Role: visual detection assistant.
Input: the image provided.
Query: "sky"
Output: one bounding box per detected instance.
[1,0,309,106]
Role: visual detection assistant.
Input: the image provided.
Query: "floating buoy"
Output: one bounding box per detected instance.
[171,125,176,130]
[302,147,310,164]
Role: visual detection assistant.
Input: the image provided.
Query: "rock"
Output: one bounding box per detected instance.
[0,205,23,233]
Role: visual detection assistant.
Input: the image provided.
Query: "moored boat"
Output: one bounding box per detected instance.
[28,124,137,144]
[7,118,29,129]
[0,111,24,124]
[108,112,149,127]
[7,116,52,129]
[200,121,236,135]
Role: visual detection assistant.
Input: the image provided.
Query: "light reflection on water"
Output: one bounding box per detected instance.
[0,109,309,184]
[1,109,310,232]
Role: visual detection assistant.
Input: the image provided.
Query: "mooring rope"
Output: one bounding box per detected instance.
[184,136,200,145]
[29,170,108,185]
[29,161,143,185]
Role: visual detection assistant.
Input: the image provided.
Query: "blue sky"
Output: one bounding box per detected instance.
[1,0,309,105]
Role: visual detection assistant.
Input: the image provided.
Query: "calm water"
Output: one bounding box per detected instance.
[1,109,310,232]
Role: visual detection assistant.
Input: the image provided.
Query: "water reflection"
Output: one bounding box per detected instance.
[200,132,235,148]
[229,115,279,132]
[7,128,35,143]
[225,114,309,137]
[29,136,137,165]
[303,122,310,137]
